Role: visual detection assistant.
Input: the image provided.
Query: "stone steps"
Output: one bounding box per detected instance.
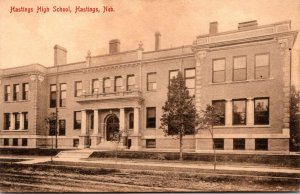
[56,150,94,159]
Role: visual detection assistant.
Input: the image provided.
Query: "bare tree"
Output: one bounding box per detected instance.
[198,105,223,171]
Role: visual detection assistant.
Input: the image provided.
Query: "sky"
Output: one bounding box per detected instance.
[0,0,299,87]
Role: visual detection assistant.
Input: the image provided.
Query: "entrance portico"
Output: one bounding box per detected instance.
[77,90,143,150]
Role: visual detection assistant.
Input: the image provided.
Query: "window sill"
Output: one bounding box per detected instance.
[146,127,156,130]
[4,100,30,103]
[213,125,271,129]
[209,77,274,85]
[1,130,29,132]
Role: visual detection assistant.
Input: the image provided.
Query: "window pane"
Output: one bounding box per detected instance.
[187,89,195,96]
[233,139,245,150]
[213,59,225,71]
[128,76,135,85]
[60,84,66,90]
[212,101,225,125]
[233,100,246,125]
[185,79,195,89]
[254,98,269,125]
[115,77,122,87]
[147,107,156,128]
[170,70,179,80]
[146,139,156,148]
[76,82,82,89]
[255,139,268,150]
[185,69,195,77]
[92,79,99,93]
[213,139,224,150]
[233,57,246,69]
[50,85,56,91]
[234,69,247,81]
[255,66,269,79]
[104,78,111,87]
[213,71,225,83]
[148,73,156,82]
[256,54,269,67]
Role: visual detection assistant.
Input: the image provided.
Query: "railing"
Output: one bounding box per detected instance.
[77,90,143,101]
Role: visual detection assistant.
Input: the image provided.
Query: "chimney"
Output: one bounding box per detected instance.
[109,39,120,54]
[54,45,67,66]
[155,32,161,51]
[209,22,218,34]
[238,20,258,30]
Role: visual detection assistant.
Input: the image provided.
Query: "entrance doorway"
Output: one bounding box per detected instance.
[106,114,120,141]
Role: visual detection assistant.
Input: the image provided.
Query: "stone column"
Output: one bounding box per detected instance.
[225,99,232,126]
[247,98,254,125]
[20,112,24,130]
[119,108,125,132]
[81,110,87,135]
[93,110,99,135]
[91,109,99,147]
[119,108,127,148]
[79,110,88,148]
[131,107,141,150]
[10,113,15,130]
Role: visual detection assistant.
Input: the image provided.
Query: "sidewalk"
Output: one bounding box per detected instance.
[2,154,299,175]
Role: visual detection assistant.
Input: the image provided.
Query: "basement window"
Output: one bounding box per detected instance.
[146,139,156,148]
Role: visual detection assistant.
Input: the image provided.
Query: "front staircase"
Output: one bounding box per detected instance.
[94,141,126,150]
[56,149,94,159]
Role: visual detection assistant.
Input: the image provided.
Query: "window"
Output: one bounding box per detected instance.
[24,112,28,130]
[92,79,99,94]
[233,139,245,150]
[4,85,11,101]
[255,54,269,79]
[232,99,247,125]
[22,83,29,100]
[13,138,18,146]
[146,107,156,128]
[22,138,28,146]
[127,75,135,91]
[213,59,225,83]
[74,111,82,129]
[60,83,66,107]
[4,113,10,130]
[115,76,123,92]
[129,113,134,129]
[213,139,224,150]
[4,139,9,146]
[59,120,66,136]
[13,84,19,101]
[146,139,156,148]
[14,113,20,130]
[233,56,247,81]
[185,68,195,96]
[255,139,268,150]
[103,78,111,93]
[169,70,179,85]
[49,119,56,136]
[254,98,269,125]
[50,84,57,108]
[212,100,225,125]
[74,81,82,97]
[147,72,157,91]
[73,139,79,147]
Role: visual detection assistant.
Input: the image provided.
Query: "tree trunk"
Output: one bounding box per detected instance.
[211,125,216,171]
[179,126,184,161]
